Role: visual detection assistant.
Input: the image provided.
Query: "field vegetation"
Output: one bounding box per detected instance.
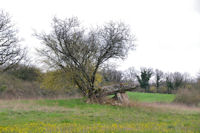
[0,92,200,133]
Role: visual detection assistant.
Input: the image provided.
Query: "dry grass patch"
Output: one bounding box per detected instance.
[0,99,74,112]
[143,102,200,113]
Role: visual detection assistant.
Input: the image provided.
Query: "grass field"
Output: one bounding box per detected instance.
[127,92,175,103]
[0,92,199,133]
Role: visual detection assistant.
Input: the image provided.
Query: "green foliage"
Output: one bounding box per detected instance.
[40,70,74,91]
[0,84,6,93]
[136,68,153,92]
[40,69,103,94]
[94,72,103,88]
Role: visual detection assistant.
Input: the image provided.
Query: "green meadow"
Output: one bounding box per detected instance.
[127,92,175,103]
[0,92,199,133]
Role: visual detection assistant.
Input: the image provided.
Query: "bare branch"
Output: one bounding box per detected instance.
[36,17,135,99]
[0,10,25,71]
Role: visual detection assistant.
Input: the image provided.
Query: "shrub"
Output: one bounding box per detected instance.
[174,84,200,106]
[157,86,168,94]
[0,85,7,93]
[149,86,157,93]
[40,70,74,91]
[0,71,80,99]
[7,65,41,81]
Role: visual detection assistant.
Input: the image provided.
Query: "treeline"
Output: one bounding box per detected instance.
[95,66,197,94]
[122,67,195,94]
[100,66,200,105]
[1,64,199,94]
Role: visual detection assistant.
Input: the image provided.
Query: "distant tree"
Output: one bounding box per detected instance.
[136,68,153,92]
[0,10,25,71]
[101,65,123,84]
[165,72,185,93]
[197,71,200,83]
[123,67,137,84]
[155,69,164,89]
[165,73,174,93]
[173,72,184,89]
[36,17,135,102]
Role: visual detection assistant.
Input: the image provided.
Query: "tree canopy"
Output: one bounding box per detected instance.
[36,17,135,101]
[0,11,25,71]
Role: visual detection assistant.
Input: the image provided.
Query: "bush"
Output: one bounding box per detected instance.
[157,86,168,93]
[7,65,41,81]
[0,72,78,99]
[0,85,7,93]
[149,86,157,93]
[174,84,200,106]
[40,70,75,91]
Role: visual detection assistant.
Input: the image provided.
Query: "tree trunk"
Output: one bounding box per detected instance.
[87,94,104,103]
[87,89,103,103]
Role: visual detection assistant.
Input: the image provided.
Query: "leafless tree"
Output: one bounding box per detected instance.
[0,11,25,71]
[123,67,137,84]
[165,72,185,93]
[36,17,135,101]
[165,73,174,93]
[154,69,164,89]
[173,72,184,89]
[101,64,123,83]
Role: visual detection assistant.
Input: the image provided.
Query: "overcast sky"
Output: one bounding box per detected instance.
[1,0,200,76]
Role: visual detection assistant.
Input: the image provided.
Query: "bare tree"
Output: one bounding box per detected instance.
[165,73,174,93]
[123,67,137,84]
[165,72,185,93]
[155,69,164,89]
[101,64,123,83]
[36,17,135,101]
[173,72,184,89]
[0,11,25,71]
